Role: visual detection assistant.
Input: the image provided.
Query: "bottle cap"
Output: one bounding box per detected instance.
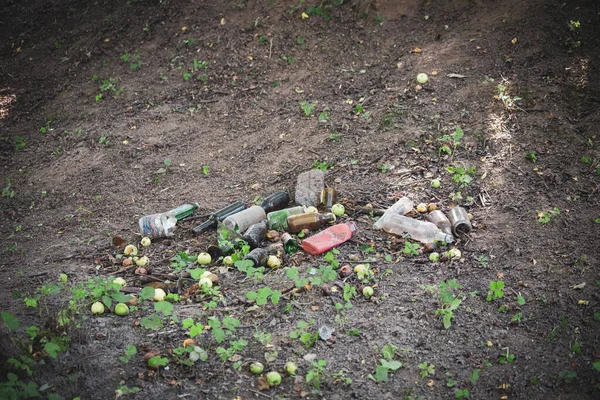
[346,221,358,233]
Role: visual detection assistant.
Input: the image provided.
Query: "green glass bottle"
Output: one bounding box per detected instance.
[267,206,305,230]
[281,233,298,254]
[167,203,200,220]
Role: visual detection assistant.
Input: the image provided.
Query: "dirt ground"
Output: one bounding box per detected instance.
[1,0,599,399]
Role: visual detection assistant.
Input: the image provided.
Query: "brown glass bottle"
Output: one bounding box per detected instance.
[286,213,336,234]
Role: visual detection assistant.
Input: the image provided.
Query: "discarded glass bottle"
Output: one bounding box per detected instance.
[139,213,177,238]
[192,200,246,235]
[426,210,453,236]
[287,213,336,234]
[320,188,337,210]
[295,169,325,207]
[139,202,199,238]
[260,191,290,214]
[379,212,453,244]
[168,203,200,220]
[267,206,305,230]
[281,232,298,254]
[373,197,414,229]
[448,206,472,236]
[242,220,268,249]
[244,247,268,267]
[301,221,358,255]
[222,205,267,233]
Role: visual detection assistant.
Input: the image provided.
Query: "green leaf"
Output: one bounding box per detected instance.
[147,355,168,368]
[381,344,398,360]
[189,323,204,338]
[380,359,402,371]
[222,315,240,331]
[271,290,282,305]
[593,360,600,371]
[140,313,163,330]
[245,291,258,301]
[139,286,155,301]
[182,318,194,329]
[374,365,390,382]
[125,345,137,356]
[154,301,174,316]
[470,369,480,385]
[1,312,19,331]
[189,268,206,280]
[44,342,61,359]
[443,313,453,329]
[517,294,526,305]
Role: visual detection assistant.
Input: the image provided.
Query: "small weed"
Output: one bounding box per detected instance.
[498,350,515,364]
[286,56,296,64]
[368,344,403,383]
[511,312,523,324]
[299,100,315,116]
[313,159,334,171]
[568,20,581,31]
[2,179,15,198]
[318,109,330,122]
[15,137,27,152]
[39,119,53,134]
[446,165,476,188]
[121,51,142,70]
[438,126,464,156]
[94,76,123,101]
[433,279,463,329]
[403,242,420,257]
[306,360,327,389]
[418,362,435,378]
[556,370,576,386]
[536,207,560,223]
[475,255,489,268]
[581,155,592,165]
[526,152,537,163]
[486,280,504,302]
[98,135,111,146]
[119,345,137,363]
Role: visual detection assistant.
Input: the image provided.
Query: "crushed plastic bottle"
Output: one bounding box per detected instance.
[373,197,414,229]
[301,221,358,255]
[139,213,177,238]
[295,169,325,207]
[378,212,453,244]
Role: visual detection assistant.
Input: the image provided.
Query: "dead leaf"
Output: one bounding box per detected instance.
[578,300,589,305]
[411,47,422,53]
[498,383,510,389]
[181,26,187,32]
[426,379,434,387]
[572,282,586,290]
[257,376,270,390]
[497,272,505,279]
[220,18,225,25]
[446,73,466,78]
[311,305,319,311]
[301,12,309,19]
[112,235,126,248]
[511,37,518,44]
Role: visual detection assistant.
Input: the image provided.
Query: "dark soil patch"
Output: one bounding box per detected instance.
[1,0,599,399]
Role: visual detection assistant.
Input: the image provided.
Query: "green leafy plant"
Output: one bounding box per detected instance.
[300,100,315,116]
[434,279,463,329]
[556,370,576,386]
[120,345,137,363]
[496,83,521,110]
[39,119,54,134]
[245,287,282,306]
[290,319,318,348]
[498,350,515,364]
[446,165,476,188]
[94,76,123,101]
[403,242,420,257]
[313,159,334,171]
[438,126,464,156]
[581,155,592,165]
[475,255,489,268]
[486,280,505,302]
[526,152,537,163]
[15,137,27,152]
[318,109,330,122]
[121,51,142,70]
[536,207,560,223]
[368,344,403,382]
[306,359,327,389]
[418,362,435,378]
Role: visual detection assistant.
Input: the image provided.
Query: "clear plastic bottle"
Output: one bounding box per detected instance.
[222,205,267,233]
[373,197,414,229]
[295,169,325,207]
[426,210,453,236]
[301,221,358,255]
[287,213,336,233]
[379,213,453,244]
[267,206,305,230]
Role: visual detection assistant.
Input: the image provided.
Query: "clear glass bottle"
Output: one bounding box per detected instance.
[426,210,453,236]
[379,213,453,244]
[267,206,305,230]
[286,213,336,233]
[448,206,472,235]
